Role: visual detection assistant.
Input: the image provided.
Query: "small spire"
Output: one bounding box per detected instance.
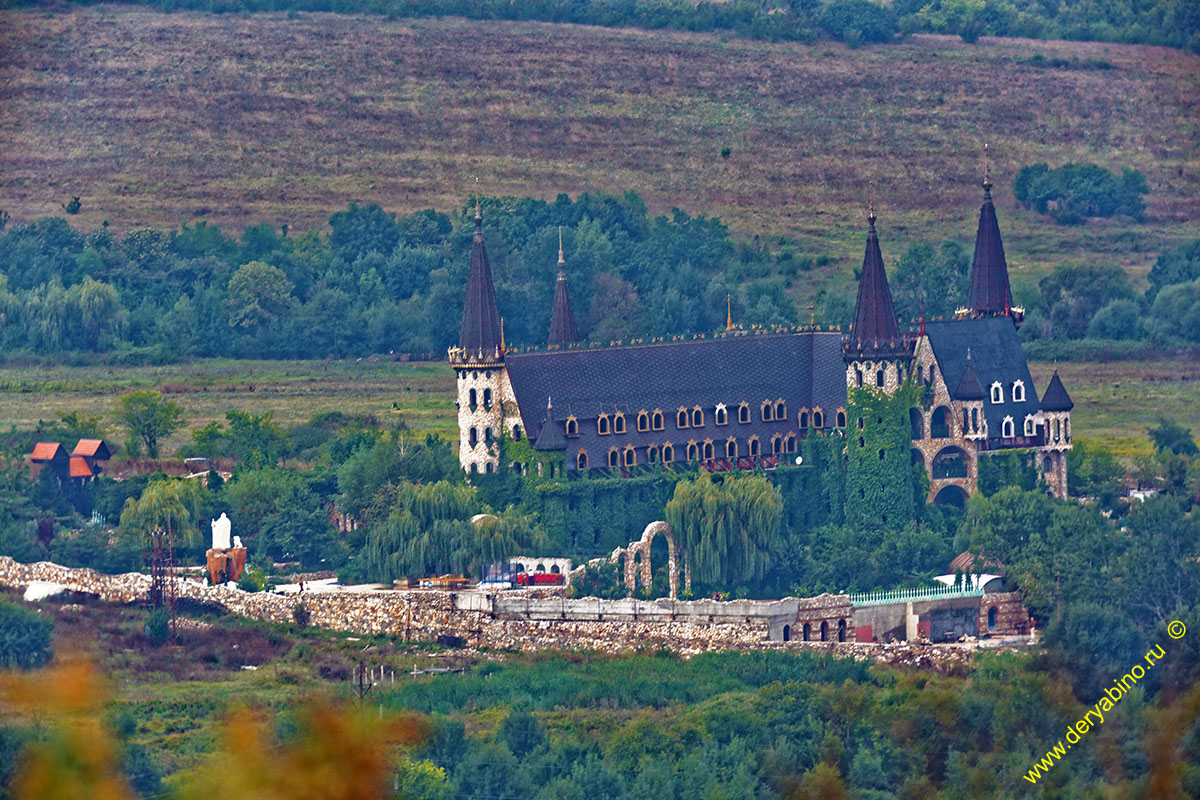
[983,143,993,198]
[499,317,506,352]
[473,195,483,242]
[868,186,877,230]
[547,396,553,411]
[919,297,927,337]
[726,294,733,331]
[557,226,566,272]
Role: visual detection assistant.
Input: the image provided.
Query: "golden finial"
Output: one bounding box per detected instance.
[499,317,506,352]
[557,226,566,274]
[868,185,876,227]
[726,294,733,331]
[808,304,816,327]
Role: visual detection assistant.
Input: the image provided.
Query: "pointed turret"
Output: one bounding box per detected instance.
[533,397,567,451]
[458,200,503,356]
[1041,371,1074,411]
[548,227,578,345]
[844,205,907,361]
[952,349,986,400]
[966,153,1014,317]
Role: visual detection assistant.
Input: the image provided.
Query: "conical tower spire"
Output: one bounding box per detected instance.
[458,197,503,356]
[844,203,906,360]
[967,145,1014,317]
[548,226,579,345]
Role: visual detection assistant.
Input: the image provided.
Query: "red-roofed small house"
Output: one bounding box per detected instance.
[29,442,69,482]
[69,456,95,482]
[71,439,111,476]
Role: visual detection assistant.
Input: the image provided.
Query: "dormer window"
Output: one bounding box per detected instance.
[613,413,626,434]
[662,442,675,463]
[761,401,774,422]
[799,409,809,429]
[565,416,579,437]
[686,441,699,461]
[608,447,620,468]
[647,445,659,464]
[784,433,797,453]
[576,450,588,470]
[677,408,689,429]
[623,446,636,467]
[637,411,650,432]
[597,413,611,435]
[836,409,847,428]
[652,409,665,430]
[702,440,715,460]
[1002,416,1015,438]
[738,403,750,423]
[691,406,704,427]
[715,404,728,425]
[1012,380,1026,403]
[748,436,760,457]
[771,434,782,454]
[1024,415,1036,436]
[775,399,786,420]
[725,438,738,459]
[991,382,1004,404]
[813,408,824,428]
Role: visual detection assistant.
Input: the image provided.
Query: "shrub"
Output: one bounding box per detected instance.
[292,604,312,628]
[1013,162,1148,223]
[145,607,170,647]
[0,599,53,669]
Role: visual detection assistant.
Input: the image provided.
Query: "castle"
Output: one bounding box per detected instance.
[447,172,1073,505]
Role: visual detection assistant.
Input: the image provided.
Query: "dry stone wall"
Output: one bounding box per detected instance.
[0,557,974,667]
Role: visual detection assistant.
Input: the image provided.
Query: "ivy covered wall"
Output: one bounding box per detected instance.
[844,381,921,529]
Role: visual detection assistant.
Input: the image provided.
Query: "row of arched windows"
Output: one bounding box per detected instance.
[467,427,494,448]
[465,387,492,411]
[589,400,802,436]
[990,380,1025,404]
[784,619,846,642]
[574,433,799,470]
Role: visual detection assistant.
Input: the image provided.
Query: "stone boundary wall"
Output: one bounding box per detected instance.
[0,557,971,666]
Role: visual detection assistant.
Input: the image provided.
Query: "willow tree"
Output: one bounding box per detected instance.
[664,472,782,588]
[119,478,206,546]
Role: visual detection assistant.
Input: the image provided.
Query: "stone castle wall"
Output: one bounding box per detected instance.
[0,557,971,666]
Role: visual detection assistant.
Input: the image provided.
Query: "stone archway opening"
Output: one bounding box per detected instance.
[934,484,969,507]
[910,408,924,440]
[932,446,969,480]
[931,406,952,439]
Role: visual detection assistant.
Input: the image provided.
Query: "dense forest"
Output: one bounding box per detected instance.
[1,191,1198,364]
[6,0,1199,51]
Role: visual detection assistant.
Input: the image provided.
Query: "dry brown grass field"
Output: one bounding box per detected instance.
[0,8,1197,299]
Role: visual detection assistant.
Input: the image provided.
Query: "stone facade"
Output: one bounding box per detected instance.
[910,335,981,504]
[453,359,519,474]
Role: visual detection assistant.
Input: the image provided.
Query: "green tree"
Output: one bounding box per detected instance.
[1146,238,1200,301]
[329,202,399,263]
[119,478,206,546]
[1148,417,1199,456]
[225,261,294,329]
[0,598,54,669]
[1146,277,1200,343]
[844,380,920,529]
[113,390,185,458]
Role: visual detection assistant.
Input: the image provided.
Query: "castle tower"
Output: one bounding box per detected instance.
[842,206,916,527]
[1039,371,1074,499]
[548,227,579,345]
[966,152,1021,324]
[952,349,988,442]
[448,201,514,474]
[843,204,911,391]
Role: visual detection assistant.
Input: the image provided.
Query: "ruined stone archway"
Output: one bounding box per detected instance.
[623,521,682,599]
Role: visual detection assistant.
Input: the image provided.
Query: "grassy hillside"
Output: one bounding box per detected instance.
[4,358,1193,457]
[1,9,1197,301]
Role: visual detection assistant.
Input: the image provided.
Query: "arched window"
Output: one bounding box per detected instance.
[748,436,760,457]
[784,433,797,453]
[512,425,522,441]
[820,621,828,641]
[813,408,824,428]
[565,416,579,437]
[987,606,997,629]
[799,410,809,429]
[637,411,650,432]
[647,445,659,464]
[803,623,811,641]
[761,401,774,422]
[468,388,478,410]
[469,427,478,447]
[855,369,863,388]
[482,388,492,410]
[838,619,846,642]
[686,442,699,461]
[677,408,689,429]
[702,440,714,460]
[1065,419,1070,442]
[662,443,675,463]
[991,382,1004,404]
[931,406,951,439]
[725,438,738,459]
[771,434,782,455]
[910,408,923,440]
[469,462,478,474]
[1024,415,1036,436]
[484,427,494,445]
[613,413,626,434]
[836,409,847,428]
[971,408,979,432]
[485,462,495,473]
[691,406,704,427]
[597,413,610,435]
[652,409,665,430]
[1012,380,1025,402]
[775,399,786,420]
[738,403,750,423]
[577,450,588,470]
[1054,418,1061,442]
[715,405,728,425]
[623,446,636,467]
[876,369,885,387]
[1002,416,1015,438]
[608,447,620,468]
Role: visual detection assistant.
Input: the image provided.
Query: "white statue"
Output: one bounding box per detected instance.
[211,512,232,550]
[233,536,243,549]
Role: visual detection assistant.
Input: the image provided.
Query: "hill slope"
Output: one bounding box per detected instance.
[1,9,1198,293]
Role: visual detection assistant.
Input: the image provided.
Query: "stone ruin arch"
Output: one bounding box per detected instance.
[606,521,687,599]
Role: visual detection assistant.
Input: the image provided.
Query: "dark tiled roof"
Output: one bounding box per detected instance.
[548,270,578,345]
[966,181,1013,314]
[1041,371,1074,411]
[952,355,985,400]
[845,216,905,357]
[505,331,847,469]
[925,316,1040,435]
[532,399,568,451]
[458,209,503,353]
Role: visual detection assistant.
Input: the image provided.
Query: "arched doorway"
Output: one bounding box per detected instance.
[782,625,791,642]
[931,406,952,439]
[933,485,969,507]
[910,408,924,440]
[932,446,969,479]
